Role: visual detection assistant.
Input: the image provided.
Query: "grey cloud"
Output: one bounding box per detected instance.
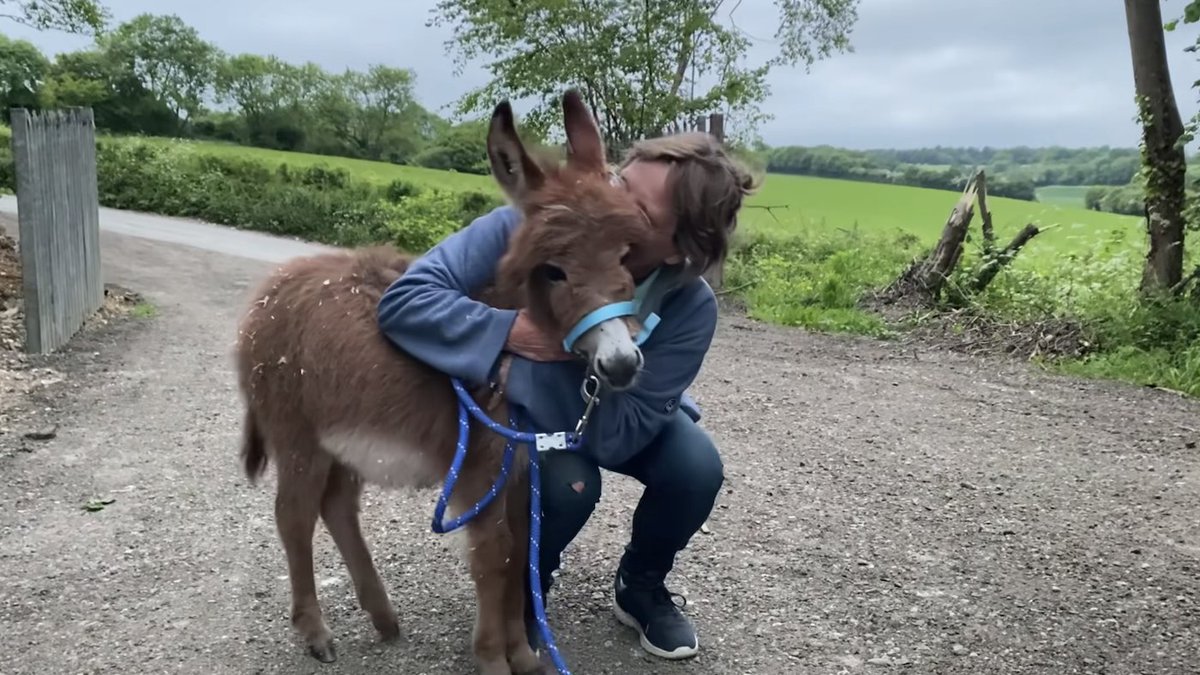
[5,0,1200,148]
[752,0,1200,148]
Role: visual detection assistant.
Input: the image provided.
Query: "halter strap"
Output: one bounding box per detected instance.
[561,268,664,353]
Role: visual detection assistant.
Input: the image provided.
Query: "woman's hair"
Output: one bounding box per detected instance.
[619,131,761,280]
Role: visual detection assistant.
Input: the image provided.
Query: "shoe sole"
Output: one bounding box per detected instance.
[611,602,699,660]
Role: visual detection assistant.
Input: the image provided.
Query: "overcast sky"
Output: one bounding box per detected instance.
[6,0,1200,150]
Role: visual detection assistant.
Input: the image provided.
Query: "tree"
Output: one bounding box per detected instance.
[37,47,180,135]
[99,13,220,129]
[213,54,323,148]
[0,0,108,34]
[1165,1,1200,146]
[428,0,859,155]
[0,33,49,113]
[1124,0,1188,294]
[411,118,491,174]
[314,65,428,162]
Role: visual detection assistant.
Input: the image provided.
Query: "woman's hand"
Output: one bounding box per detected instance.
[505,309,575,362]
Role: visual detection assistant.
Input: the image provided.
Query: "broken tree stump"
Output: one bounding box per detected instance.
[878,171,981,305]
[875,168,1050,308]
[976,170,995,257]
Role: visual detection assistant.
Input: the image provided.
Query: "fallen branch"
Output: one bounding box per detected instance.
[715,281,754,296]
[1170,263,1200,297]
[744,204,789,224]
[896,306,1093,362]
[970,222,1044,293]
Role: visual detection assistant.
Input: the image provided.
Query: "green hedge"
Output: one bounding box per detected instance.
[95,138,504,251]
[0,128,505,253]
[0,125,12,194]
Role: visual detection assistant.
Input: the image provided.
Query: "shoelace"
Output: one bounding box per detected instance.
[651,586,689,614]
[624,574,690,619]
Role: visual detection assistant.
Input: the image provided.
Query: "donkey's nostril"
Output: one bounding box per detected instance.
[596,354,639,390]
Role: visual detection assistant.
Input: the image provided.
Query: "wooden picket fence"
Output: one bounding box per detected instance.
[8,107,104,354]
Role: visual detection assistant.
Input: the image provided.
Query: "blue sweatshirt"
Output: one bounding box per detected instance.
[377,205,717,469]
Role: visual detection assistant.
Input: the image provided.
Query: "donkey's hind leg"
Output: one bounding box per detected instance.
[274,440,337,662]
[320,464,401,642]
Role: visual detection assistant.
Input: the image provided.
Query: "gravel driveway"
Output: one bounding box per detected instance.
[0,207,1197,675]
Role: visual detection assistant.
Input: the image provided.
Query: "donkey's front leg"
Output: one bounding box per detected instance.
[466,505,517,675]
[502,471,544,675]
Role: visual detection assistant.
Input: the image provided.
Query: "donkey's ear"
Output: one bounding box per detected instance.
[487,99,545,203]
[561,88,606,172]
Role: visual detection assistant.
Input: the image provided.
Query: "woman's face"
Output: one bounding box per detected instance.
[615,159,682,279]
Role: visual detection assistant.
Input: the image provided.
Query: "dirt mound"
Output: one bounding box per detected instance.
[860,291,1093,363]
[0,229,24,352]
[0,229,20,308]
[894,307,1092,361]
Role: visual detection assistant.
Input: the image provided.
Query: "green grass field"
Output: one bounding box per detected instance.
[1035,185,1095,208]
[125,135,500,193]
[741,173,1142,268]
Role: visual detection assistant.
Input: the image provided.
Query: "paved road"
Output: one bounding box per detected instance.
[0,195,336,263]
[1,202,1198,675]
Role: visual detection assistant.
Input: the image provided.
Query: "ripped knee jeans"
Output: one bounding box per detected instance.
[532,409,725,594]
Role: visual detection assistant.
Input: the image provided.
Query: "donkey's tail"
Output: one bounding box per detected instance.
[241,409,269,484]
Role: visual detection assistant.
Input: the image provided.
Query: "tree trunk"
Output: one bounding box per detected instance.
[1124,0,1187,294]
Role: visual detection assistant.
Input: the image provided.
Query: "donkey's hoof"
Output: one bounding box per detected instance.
[374,612,402,642]
[476,659,513,675]
[508,645,542,674]
[514,657,555,675]
[308,640,337,663]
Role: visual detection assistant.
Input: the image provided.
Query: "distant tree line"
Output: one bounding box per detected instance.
[0,13,502,174]
[860,146,1143,185]
[762,144,1159,202]
[1084,183,1146,216]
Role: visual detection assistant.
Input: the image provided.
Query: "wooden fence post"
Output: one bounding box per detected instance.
[701,112,728,291]
[10,107,104,354]
[708,113,725,143]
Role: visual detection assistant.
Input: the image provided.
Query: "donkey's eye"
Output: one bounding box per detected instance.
[537,263,568,283]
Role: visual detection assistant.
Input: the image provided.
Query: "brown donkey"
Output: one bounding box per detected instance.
[234,89,654,675]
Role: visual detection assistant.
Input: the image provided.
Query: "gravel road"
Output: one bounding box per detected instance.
[0,206,1197,675]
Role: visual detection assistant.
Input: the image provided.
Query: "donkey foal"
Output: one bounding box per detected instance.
[234,90,654,675]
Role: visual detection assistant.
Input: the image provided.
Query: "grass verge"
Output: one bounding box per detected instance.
[727,217,1200,397]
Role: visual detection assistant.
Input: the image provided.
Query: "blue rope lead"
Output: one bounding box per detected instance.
[429,385,517,534]
[432,378,590,674]
[518,409,572,674]
[431,379,585,534]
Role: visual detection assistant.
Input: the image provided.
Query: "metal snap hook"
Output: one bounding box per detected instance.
[574,374,601,437]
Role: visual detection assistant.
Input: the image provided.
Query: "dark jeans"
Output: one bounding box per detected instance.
[531,409,725,596]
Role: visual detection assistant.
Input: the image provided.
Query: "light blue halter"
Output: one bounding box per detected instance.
[560,267,663,353]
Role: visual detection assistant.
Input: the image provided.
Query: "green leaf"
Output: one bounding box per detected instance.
[82,497,116,512]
